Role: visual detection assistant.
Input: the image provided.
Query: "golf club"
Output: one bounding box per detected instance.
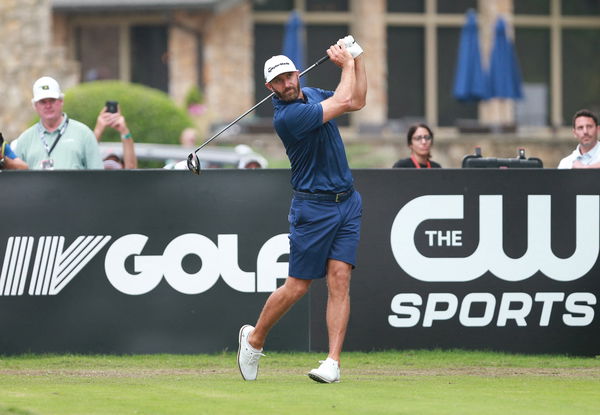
[187,54,330,174]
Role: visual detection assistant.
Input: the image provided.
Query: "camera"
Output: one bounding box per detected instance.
[106,101,118,113]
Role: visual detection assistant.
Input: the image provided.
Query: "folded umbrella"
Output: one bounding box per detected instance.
[283,10,305,72]
[453,9,487,102]
[486,16,523,100]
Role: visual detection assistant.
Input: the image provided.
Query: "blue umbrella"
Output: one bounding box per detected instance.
[486,16,523,99]
[283,10,305,77]
[453,9,487,102]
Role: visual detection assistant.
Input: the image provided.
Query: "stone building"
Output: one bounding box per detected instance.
[2,0,599,167]
[0,0,78,140]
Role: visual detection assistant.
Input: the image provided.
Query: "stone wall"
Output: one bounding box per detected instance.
[352,0,386,126]
[478,0,517,126]
[0,0,78,141]
[168,11,208,107]
[167,5,253,134]
[223,131,576,169]
[203,1,253,122]
[432,134,575,169]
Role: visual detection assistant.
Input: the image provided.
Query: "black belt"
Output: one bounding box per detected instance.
[293,187,354,203]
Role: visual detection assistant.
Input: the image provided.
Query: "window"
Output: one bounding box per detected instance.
[387,27,425,120]
[562,28,600,121]
[562,0,600,16]
[437,28,477,126]
[76,25,120,82]
[387,0,424,13]
[253,3,350,125]
[253,24,284,118]
[306,25,349,91]
[255,0,600,130]
[515,28,551,126]
[387,2,480,127]
[437,0,477,14]
[307,24,349,125]
[306,0,348,12]
[130,26,169,93]
[515,0,550,15]
[515,3,600,126]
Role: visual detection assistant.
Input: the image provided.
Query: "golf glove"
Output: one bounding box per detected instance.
[338,35,363,59]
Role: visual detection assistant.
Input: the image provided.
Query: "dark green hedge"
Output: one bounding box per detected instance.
[63,81,194,144]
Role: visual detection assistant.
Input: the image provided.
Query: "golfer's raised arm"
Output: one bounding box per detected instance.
[322,38,366,123]
[352,54,367,109]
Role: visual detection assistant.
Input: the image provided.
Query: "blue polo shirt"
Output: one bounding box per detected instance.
[272,87,353,193]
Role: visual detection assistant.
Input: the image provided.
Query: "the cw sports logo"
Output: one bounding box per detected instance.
[390,195,599,282]
[387,195,599,328]
[0,234,290,296]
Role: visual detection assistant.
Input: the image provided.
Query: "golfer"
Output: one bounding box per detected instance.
[237,36,367,383]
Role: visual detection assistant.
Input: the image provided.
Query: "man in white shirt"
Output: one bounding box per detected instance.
[558,109,600,169]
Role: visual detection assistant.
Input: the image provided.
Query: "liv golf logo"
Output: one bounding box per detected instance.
[0,233,289,296]
[0,236,111,296]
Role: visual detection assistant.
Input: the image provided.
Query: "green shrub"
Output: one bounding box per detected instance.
[63,81,194,144]
[184,85,204,107]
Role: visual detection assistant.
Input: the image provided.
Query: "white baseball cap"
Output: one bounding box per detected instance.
[264,55,297,83]
[32,76,64,103]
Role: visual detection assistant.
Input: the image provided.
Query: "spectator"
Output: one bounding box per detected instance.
[94,104,138,169]
[13,76,103,170]
[101,154,126,170]
[235,144,267,169]
[558,109,600,169]
[392,123,441,168]
[0,133,28,170]
[241,160,263,169]
[160,128,199,169]
[179,127,198,148]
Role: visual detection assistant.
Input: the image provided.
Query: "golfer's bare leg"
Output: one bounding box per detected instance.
[248,276,312,350]
[325,259,352,364]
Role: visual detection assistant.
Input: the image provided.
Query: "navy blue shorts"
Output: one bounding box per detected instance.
[287,190,362,279]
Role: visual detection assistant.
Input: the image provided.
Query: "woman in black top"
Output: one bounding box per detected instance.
[392,123,441,168]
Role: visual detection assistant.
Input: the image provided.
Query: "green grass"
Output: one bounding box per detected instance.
[0,350,599,415]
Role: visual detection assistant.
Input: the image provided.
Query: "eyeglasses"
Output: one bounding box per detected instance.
[412,135,432,142]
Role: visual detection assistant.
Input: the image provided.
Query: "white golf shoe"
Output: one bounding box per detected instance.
[308,357,340,383]
[237,325,264,381]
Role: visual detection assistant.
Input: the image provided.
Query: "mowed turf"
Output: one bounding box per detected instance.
[0,350,598,415]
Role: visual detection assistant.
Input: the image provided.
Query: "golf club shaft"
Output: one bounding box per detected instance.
[299,54,329,77]
[192,54,330,155]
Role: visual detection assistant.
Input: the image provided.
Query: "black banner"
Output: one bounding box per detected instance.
[1,169,599,355]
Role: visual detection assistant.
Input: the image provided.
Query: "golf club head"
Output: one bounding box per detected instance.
[187,153,201,175]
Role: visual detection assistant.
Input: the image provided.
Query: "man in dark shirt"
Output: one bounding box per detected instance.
[237,36,367,384]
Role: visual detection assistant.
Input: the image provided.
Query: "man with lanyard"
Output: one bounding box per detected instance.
[237,36,367,383]
[13,76,103,170]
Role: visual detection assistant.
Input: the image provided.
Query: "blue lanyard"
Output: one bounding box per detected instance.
[39,115,69,156]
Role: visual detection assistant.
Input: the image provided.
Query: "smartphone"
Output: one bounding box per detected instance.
[106,101,118,113]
